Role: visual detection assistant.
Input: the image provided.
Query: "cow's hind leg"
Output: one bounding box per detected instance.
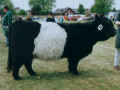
[13,63,23,80]
[24,58,36,76]
[68,58,80,75]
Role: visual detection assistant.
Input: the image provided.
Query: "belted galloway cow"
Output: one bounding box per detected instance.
[7,15,116,80]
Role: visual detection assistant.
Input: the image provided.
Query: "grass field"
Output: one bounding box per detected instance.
[0,27,120,90]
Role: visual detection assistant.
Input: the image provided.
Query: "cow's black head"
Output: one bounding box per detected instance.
[94,15,116,41]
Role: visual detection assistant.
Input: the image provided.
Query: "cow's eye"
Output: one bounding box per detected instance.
[98,24,103,31]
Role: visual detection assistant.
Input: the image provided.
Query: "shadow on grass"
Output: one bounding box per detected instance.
[22,69,104,81]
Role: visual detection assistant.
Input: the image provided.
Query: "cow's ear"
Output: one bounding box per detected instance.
[95,14,103,23]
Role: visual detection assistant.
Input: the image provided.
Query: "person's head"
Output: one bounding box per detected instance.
[3,6,9,13]
[64,12,68,16]
[67,8,72,14]
[48,12,54,18]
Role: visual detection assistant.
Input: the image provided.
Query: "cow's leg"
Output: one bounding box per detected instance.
[68,58,80,75]
[12,62,23,80]
[13,68,21,80]
[24,59,36,76]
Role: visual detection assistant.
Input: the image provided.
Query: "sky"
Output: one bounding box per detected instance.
[11,0,120,11]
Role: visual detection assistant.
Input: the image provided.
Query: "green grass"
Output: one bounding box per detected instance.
[0,27,120,90]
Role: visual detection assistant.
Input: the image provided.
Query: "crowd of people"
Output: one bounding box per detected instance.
[46,8,93,23]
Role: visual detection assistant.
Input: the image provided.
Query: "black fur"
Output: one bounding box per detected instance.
[7,15,116,80]
[7,20,40,80]
[59,16,116,74]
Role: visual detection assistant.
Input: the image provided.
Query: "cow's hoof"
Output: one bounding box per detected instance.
[69,71,80,75]
[30,72,37,76]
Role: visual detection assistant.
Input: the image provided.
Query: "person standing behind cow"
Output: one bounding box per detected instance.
[56,15,64,23]
[59,14,64,23]
[63,12,69,21]
[67,8,74,21]
[114,12,120,70]
[26,11,33,21]
[46,12,55,22]
[2,6,13,46]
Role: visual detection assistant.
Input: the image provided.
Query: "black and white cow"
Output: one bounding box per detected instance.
[7,15,116,80]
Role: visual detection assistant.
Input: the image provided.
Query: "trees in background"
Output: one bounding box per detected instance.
[91,0,114,14]
[112,8,117,12]
[0,0,14,15]
[17,9,27,16]
[77,0,114,15]
[0,0,13,9]
[29,0,56,15]
[0,0,56,16]
[0,0,114,16]
[78,4,85,14]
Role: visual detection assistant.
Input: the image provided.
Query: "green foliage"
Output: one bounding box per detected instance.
[91,0,114,14]
[0,0,15,15]
[78,4,85,14]
[0,0,14,9]
[31,4,41,15]
[29,0,56,15]
[112,8,117,12]
[17,9,27,15]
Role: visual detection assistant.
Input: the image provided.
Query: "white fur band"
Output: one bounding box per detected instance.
[33,22,67,60]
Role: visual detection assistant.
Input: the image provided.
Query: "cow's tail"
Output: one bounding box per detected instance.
[7,24,13,72]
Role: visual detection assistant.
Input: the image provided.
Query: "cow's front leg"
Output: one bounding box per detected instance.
[68,58,80,75]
